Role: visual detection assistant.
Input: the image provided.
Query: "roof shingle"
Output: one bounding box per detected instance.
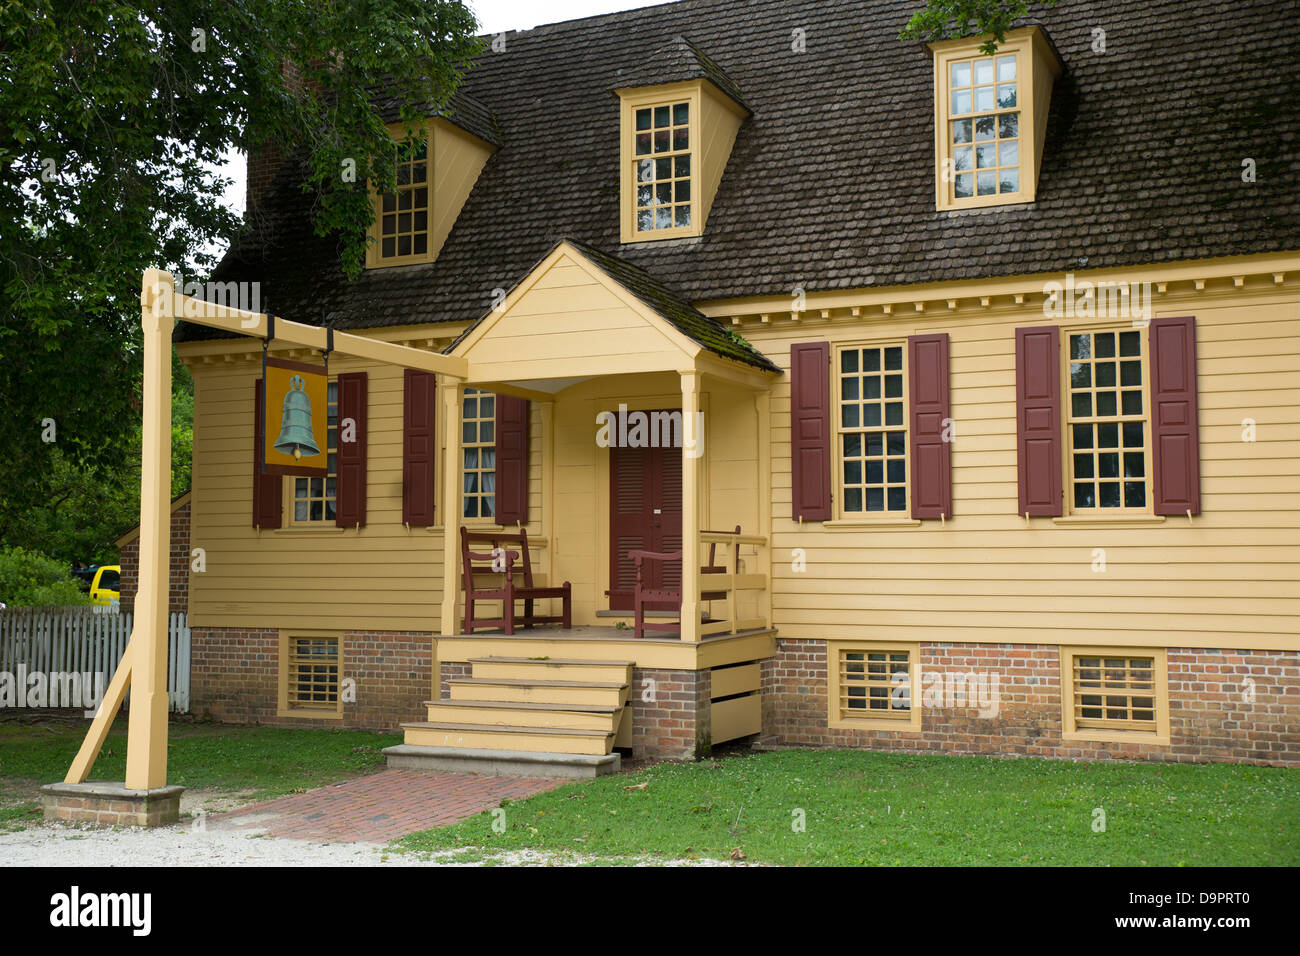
[185,0,1300,343]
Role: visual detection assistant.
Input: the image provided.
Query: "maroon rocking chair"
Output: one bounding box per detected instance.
[460,526,572,635]
[628,526,740,639]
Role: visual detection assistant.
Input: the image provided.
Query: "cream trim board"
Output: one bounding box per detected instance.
[827,640,923,731]
[1059,645,1170,745]
[277,629,345,719]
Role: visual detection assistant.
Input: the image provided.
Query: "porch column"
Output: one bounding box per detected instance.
[125,268,174,790]
[680,370,702,642]
[439,379,465,639]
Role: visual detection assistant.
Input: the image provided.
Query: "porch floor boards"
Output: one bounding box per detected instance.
[441,624,775,642]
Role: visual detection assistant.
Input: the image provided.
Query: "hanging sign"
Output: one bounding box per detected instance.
[262,357,329,477]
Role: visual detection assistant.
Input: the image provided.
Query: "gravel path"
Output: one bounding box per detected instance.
[0,821,736,866]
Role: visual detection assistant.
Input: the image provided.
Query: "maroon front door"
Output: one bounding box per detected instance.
[609,438,682,610]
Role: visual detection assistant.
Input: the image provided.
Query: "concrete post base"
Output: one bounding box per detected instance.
[41,781,185,828]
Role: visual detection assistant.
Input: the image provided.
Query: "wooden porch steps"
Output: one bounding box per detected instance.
[423,699,621,732]
[402,721,614,756]
[447,678,630,708]
[393,655,635,774]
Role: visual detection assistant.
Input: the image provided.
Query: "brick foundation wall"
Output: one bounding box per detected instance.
[192,626,432,731]
[119,500,191,615]
[627,667,711,760]
[763,639,1300,767]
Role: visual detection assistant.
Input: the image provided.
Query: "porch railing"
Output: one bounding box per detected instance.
[696,531,770,637]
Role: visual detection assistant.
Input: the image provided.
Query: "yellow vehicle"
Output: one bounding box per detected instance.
[89,565,120,607]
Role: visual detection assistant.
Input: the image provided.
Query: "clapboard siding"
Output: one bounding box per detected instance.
[750,291,1300,650]
[183,266,1299,651]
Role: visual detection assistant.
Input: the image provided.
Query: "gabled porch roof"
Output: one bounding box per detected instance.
[445,239,779,392]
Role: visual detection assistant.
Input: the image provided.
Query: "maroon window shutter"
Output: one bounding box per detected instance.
[335,372,367,528]
[1149,316,1201,515]
[402,370,437,527]
[495,395,529,525]
[908,333,951,519]
[252,378,282,528]
[1016,325,1063,516]
[790,342,832,521]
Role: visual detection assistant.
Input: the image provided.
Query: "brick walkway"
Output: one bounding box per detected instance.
[208,769,562,844]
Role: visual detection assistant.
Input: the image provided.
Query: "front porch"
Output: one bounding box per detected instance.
[406,241,783,771]
[391,625,774,776]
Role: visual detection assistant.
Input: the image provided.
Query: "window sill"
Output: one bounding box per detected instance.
[274,526,350,535]
[822,518,923,530]
[1063,728,1169,747]
[276,708,344,721]
[1052,515,1167,528]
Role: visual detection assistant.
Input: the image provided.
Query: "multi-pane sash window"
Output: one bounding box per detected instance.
[379,137,430,260]
[287,636,340,711]
[634,102,691,232]
[292,379,338,522]
[1072,654,1157,732]
[948,53,1020,200]
[839,344,907,514]
[1068,329,1148,510]
[462,387,496,519]
[839,648,912,721]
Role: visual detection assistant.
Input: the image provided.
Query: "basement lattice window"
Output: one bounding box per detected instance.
[280,634,343,717]
[840,649,911,720]
[1072,654,1155,730]
[1059,646,1169,743]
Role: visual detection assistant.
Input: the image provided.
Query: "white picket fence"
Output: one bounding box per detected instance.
[0,606,190,712]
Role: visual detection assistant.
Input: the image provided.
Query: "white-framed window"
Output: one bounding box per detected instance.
[462,387,496,519]
[836,342,909,516]
[1064,326,1150,512]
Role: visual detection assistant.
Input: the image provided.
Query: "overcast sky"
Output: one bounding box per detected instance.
[216,0,676,227]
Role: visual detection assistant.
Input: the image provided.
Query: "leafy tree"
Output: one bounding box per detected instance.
[0,0,481,555]
[0,546,91,606]
[899,0,1060,53]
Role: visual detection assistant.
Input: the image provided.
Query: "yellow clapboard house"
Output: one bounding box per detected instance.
[167,1,1300,776]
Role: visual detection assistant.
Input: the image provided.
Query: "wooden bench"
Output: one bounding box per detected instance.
[628,526,740,639]
[461,526,572,635]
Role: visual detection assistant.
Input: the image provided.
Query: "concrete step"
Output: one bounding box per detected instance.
[423,699,621,733]
[401,720,614,756]
[384,744,621,779]
[447,677,629,708]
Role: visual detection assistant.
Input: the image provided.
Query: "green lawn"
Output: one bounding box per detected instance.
[395,749,1300,866]
[0,718,401,801]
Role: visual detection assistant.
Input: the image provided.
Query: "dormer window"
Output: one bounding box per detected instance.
[634,101,692,231]
[380,138,430,260]
[947,53,1020,200]
[615,38,749,244]
[366,111,497,269]
[931,27,1061,211]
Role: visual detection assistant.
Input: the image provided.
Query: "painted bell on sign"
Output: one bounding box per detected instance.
[274,374,321,459]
